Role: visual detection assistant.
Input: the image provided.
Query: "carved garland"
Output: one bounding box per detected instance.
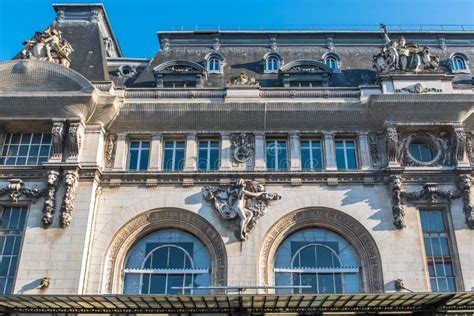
[0,179,44,203]
[42,170,60,227]
[388,175,473,229]
[59,169,79,228]
[259,208,384,293]
[103,209,227,294]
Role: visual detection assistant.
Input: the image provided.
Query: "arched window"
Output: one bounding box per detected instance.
[123,229,211,295]
[274,228,360,294]
[266,56,280,72]
[208,57,221,73]
[324,55,339,72]
[449,53,470,73]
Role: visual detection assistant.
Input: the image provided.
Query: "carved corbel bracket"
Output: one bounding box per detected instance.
[66,121,85,160]
[386,126,399,166]
[42,170,60,227]
[453,126,467,165]
[0,179,44,203]
[59,169,79,228]
[458,175,473,228]
[389,175,405,229]
[105,134,117,168]
[51,121,65,161]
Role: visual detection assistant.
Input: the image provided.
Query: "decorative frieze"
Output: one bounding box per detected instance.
[59,169,79,228]
[0,179,43,203]
[202,179,281,240]
[42,170,60,227]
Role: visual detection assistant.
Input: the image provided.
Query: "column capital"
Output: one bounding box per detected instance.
[151,132,162,139]
[357,131,369,137]
[289,131,300,137]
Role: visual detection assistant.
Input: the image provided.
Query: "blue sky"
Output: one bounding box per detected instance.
[0,0,473,60]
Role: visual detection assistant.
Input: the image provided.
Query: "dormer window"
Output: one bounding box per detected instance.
[206,52,224,74]
[264,53,282,73]
[449,53,470,73]
[323,53,341,73]
[279,59,332,87]
[153,60,207,88]
[208,57,221,73]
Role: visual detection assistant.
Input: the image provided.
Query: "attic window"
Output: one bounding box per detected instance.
[449,53,470,74]
[323,53,341,73]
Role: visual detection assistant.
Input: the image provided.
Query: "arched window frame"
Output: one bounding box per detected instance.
[322,52,341,73]
[264,53,282,73]
[449,52,470,74]
[206,52,225,74]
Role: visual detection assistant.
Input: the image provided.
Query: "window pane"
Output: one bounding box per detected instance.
[139,148,149,171]
[336,148,346,169]
[128,150,138,170]
[175,148,185,171]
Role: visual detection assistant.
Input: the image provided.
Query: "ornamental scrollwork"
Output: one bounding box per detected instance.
[60,169,79,228]
[202,179,281,240]
[466,132,473,165]
[373,24,439,73]
[454,127,466,165]
[459,175,473,228]
[396,83,441,94]
[368,133,380,167]
[228,71,258,86]
[42,170,60,227]
[230,133,254,163]
[0,179,43,203]
[389,175,405,229]
[398,131,450,167]
[105,134,117,168]
[19,26,74,67]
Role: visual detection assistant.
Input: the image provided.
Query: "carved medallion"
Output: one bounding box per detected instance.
[230,133,254,163]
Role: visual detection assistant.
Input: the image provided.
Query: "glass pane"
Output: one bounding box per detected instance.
[346,148,357,169]
[318,274,335,293]
[163,149,174,171]
[209,149,219,170]
[198,148,208,170]
[128,150,138,170]
[301,148,311,170]
[266,142,276,170]
[175,149,185,171]
[277,141,288,170]
[139,149,149,171]
[130,141,140,149]
[336,148,346,169]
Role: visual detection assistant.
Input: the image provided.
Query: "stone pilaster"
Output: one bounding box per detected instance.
[324,132,337,170]
[184,133,197,171]
[289,132,301,171]
[220,132,232,171]
[112,133,127,171]
[254,133,266,171]
[148,133,162,171]
[358,131,371,170]
[79,124,105,168]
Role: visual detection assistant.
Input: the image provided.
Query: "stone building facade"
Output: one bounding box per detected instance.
[0,3,473,314]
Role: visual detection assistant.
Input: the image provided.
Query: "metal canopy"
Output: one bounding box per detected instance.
[0,292,472,313]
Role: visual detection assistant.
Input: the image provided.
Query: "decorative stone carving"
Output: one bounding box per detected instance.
[454,127,466,164]
[466,132,473,164]
[228,71,258,86]
[66,122,84,159]
[396,83,441,94]
[368,133,380,167]
[269,36,278,51]
[42,170,59,227]
[202,179,281,240]
[438,36,447,50]
[212,36,221,51]
[390,175,405,229]
[459,175,474,228]
[373,24,440,73]
[386,127,398,164]
[164,65,194,73]
[105,134,117,168]
[0,179,43,203]
[402,182,460,204]
[326,35,335,51]
[59,169,79,228]
[51,122,65,159]
[230,133,254,163]
[19,26,74,67]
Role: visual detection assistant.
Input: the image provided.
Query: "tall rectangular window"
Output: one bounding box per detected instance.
[420,210,456,292]
[266,140,288,171]
[198,140,219,171]
[0,207,27,294]
[335,139,357,170]
[301,139,323,170]
[128,141,150,171]
[0,133,52,166]
[163,140,185,172]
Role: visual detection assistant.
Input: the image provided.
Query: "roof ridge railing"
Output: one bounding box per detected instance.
[158,24,474,32]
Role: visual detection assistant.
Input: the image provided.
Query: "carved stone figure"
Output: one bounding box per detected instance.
[19,26,74,67]
[60,169,79,228]
[459,175,474,228]
[213,36,221,51]
[373,25,439,73]
[466,133,473,164]
[202,179,281,240]
[160,36,170,52]
[229,71,258,86]
[389,175,405,229]
[230,133,254,163]
[269,36,278,51]
[42,170,59,227]
[105,134,117,167]
[67,122,84,159]
[454,127,466,164]
[368,133,380,167]
[386,127,398,164]
[0,179,43,203]
[51,122,64,159]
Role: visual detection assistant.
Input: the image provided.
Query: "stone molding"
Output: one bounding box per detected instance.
[258,208,384,293]
[103,208,227,294]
